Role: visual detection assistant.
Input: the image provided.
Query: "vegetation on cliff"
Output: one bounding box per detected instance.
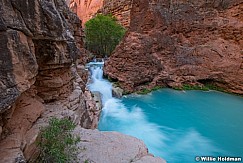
[84,14,126,57]
[137,86,163,95]
[38,118,80,163]
[173,84,225,92]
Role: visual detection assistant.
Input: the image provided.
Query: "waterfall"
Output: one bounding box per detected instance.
[87,61,243,162]
[87,61,112,103]
[87,61,167,157]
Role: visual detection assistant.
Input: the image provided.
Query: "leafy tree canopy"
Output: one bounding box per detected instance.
[84,14,126,57]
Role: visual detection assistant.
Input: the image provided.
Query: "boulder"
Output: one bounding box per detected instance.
[112,84,124,98]
[74,127,166,163]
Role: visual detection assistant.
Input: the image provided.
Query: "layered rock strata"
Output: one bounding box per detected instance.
[104,0,243,95]
[0,0,98,162]
[0,0,84,112]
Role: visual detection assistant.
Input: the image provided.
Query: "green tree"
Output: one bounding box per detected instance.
[84,14,126,57]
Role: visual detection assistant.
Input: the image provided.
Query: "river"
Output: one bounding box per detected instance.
[87,61,243,163]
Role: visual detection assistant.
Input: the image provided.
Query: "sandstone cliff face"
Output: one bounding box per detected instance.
[67,0,132,28]
[0,0,83,112]
[68,0,104,25]
[104,0,243,95]
[0,0,99,162]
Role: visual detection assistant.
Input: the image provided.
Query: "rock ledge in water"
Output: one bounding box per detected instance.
[112,84,124,98]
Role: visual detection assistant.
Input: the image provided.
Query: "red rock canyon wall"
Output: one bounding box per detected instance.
[0,0,100,162]
[67,0,132,28]
[68,0,104,25]
[104,0,243,95]
[0,1,163,163]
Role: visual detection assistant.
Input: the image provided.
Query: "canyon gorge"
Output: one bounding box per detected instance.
[0,0,163,162]
[67,0,243,95]
[0,0,243,162]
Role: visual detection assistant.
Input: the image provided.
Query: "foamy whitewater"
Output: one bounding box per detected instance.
[87,62,243,163]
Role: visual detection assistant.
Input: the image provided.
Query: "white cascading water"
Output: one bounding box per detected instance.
[87,62,243,162]
[88,62,112,103]
[87,61,167,157]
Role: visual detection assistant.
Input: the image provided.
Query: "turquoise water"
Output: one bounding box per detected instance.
[88,63,243,163]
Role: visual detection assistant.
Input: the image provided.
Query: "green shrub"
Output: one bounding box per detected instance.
[37,118,80,163]
[173,84,225,92]
[137,88,151,95]
[182,84,209,91]
[204,84,224,92]
[173,84,208,91]
[84,14,126,57]
[151,86,163,91]
[137,86,163,95]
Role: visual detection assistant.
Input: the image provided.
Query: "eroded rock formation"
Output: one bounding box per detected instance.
[0,0,99,162]
[0,0,164,162]
[104,0,243,95]
[68,0,104,25]
[0,0,83,112]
